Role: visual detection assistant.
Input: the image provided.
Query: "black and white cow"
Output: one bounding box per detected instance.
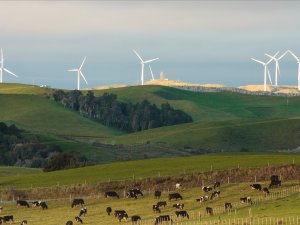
[105,191,119,199]
[225,202,232,211]
[154,215,173,225]
[213,181,220,189]
[0,215,14,223]
[175,211,189,219]
[152,205,161,213]
[40,202,48,210]
[75,216,83,224]
[210,191,220,200]
[172,203,184,210]
[66,221,73,225]
[117,212,128,222]
[71,199,84,208]
[20,220,27,225]
[16,200,30,208]
[196,196,209,203]
[154,191,162,199]
[169,193,183,200]
[106,207,112,215]
[202,186,212,193]
[79,208,87,217]
[114,210,127,218]
[156,201,167,208]
[206,207,213,215]
[262,187,270,195]
[127,189,143,199]
[131,215,141,224]
[240,197,252,204]
[32,201,48,209]
[250,184,262,191]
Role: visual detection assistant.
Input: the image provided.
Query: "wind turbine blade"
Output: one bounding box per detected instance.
[144,58,159,64]
[251,58,265,65]
[265,53,275,60]
[68,69,78,72]
[149,65,154,80]
[278,50,288,60]
[3,68,17,77]
[288,50,300,62]
[0,48,3,62]
[267,67,272,85]
[80,71,88,85]
[133,50,143,62]
[79,56,87,70]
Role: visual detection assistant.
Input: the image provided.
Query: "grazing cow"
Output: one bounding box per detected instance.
[16,200,30,208]
[106,207,112,215]
[0,215,14,223]
[40,202,48,210]
[240,197,252,204]
[175,211,189,219]
[71,199,84,208]
[168,193,183,200]
[32,201,48,209]
[262,187,270,195]
[152,205,161,213]
[175,183,182,190]
[131,215,141,224]
[202,186,212,193]
[154,191,162,199]
[114,210,127,217]
[154,215,173,225]
[117,213,128,222]
[156,201,167,208]
[206,207,213,215]
[20,220,27,225]
[79,208,87,217]
[210,191,220,200]
[75,216,83,224]
[172,203,184,210]
[213,181,220,189]
[250,184,262,191]
[196,196,209,203]
[127,189,143,199]
[66,222,73,225]
[225,202,232,211]
[105,191,119,199]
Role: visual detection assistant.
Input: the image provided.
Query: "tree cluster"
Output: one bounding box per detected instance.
[52,90,193,132]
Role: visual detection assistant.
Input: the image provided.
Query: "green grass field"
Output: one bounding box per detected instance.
[0,153,299,189]
[0,167,41,177]
[0,181,299,225]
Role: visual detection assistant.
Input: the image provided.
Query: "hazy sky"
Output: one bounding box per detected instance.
[1,1,300,89]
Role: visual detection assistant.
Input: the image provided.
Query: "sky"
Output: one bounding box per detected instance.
[1,1,300,90]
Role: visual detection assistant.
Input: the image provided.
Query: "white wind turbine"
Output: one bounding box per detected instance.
[251,55,277,91]
[287,50,300,91]
[67,56,88,90]
[0,48,18,83]
[149,65,155,80]
[133,50,159,85]
[265,51,288,86]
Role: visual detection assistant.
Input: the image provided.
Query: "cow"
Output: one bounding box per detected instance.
[196,196,209,203]
[40,202,48,210]
[172,203,184,210]
[0,215,13,223]
[117,212,128,222]
[154,215,173,225]
[32,201,48,210]
[269,180,281,188]
[66,222,73,225]
[71,199,84,208]
[240,197,252,204]
[225,202,232,211]
[79,208,87,217]
[105,191,119,199]
[213,181,220,189]
[114,210,127,218]
[210,191,220,200]
[262,187,270,195]
[250,184,262,191]
[156,201,167,208]
[206,207,213,215]
[175,211,189,219]
[131,215,141,224]
[271,175,280,182]
[16,200,30,208]
[106,207,112,215]
[202,186,212,193]
[154,191,162,199]
[0,207,2,213]
[152,205,161,213]
[169,193,183,200]
[20,220,27,225]
[75,216,83,224]
[32,201,40,207]
[127,189,143,199]
[175,183,182,190]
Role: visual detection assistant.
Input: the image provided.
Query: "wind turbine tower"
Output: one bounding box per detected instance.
[0,48,18,83]
[288,50,300,91]
[67,56,88,90]
[265,51,288,86]
[133,50,159,85]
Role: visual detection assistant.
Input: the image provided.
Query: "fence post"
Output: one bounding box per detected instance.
[228,177,230,184]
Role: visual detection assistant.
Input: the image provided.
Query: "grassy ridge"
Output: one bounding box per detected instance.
[0,167,41,177]
[0,153,299,189]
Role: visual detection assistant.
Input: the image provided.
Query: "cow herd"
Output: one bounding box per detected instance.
[0,175,282,225]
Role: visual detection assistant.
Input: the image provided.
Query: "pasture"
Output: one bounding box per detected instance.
[0,181,299,225]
